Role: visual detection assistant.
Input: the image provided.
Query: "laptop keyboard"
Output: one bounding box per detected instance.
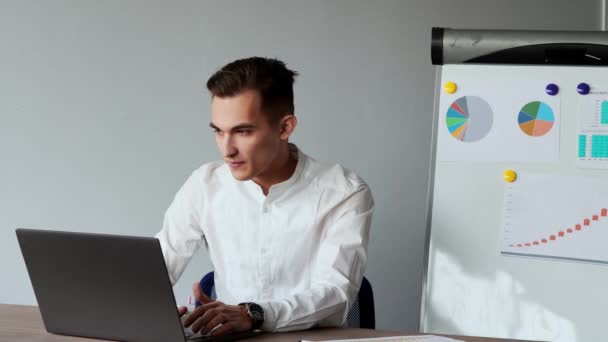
[184,327,215,341]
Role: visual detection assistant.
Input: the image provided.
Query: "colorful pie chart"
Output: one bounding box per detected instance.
[446,96,493,142]
[518,101,554,137]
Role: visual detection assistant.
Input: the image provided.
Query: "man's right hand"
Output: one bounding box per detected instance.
[178,305,188,318]
[178,282,214,318]
[182,282,254,336]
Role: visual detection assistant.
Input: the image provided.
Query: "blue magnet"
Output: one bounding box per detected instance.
[545,83,559,96]
[577,82,590,95]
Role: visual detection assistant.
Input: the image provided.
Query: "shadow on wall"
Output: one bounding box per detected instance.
[426,249,577,342]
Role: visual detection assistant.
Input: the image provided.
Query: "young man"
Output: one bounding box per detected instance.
[155,57,374,337]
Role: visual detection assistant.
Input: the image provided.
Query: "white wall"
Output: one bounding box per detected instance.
[0,0,601,331]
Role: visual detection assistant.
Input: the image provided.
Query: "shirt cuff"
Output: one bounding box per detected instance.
[256,301,276,332]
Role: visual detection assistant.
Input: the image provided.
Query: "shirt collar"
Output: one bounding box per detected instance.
[242,143,306,197]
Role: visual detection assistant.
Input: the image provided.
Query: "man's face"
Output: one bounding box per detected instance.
[210,89,282,181]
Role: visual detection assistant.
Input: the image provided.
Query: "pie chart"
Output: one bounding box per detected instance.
[518,101,555,137]
[446,96,493,142]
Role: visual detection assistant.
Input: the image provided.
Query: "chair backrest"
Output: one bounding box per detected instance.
[196,272,375,329]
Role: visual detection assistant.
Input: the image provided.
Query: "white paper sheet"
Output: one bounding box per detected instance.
[576,91,608,169]
[301,335,464,342]
[437,78,560,162]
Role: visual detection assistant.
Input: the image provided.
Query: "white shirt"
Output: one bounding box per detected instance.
[155,145,374,332]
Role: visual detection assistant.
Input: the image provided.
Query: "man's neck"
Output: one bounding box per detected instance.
[252,145,298,196]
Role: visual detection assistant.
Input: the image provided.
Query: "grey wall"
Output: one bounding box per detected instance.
[0,0,601,331]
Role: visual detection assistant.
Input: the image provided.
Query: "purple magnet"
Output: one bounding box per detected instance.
[577,82,590,95]
[545,83,559,96]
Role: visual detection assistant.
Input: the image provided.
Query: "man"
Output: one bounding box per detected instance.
[155,57,374,337]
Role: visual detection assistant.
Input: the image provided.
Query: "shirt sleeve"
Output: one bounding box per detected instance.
[257,184,374,332]
[155,171,205,285]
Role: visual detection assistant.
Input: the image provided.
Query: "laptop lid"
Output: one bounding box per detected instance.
[16,228,187,342]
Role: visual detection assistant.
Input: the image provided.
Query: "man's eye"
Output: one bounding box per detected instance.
[237,130,251,135]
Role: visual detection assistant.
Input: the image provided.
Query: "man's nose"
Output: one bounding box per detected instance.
[220,135,237,157]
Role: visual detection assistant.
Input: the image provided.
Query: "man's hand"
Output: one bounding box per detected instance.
[182,282,253,336]
[177,305,188,318]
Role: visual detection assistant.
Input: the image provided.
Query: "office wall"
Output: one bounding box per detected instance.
[0,0,601,331]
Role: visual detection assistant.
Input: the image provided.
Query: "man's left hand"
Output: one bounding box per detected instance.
[182,282,253,336]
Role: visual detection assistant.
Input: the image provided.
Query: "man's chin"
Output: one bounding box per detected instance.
[229,170,252,181]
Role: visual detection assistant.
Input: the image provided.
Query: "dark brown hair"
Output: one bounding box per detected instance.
[206,57,298,124]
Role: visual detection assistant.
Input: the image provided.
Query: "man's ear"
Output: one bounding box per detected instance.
[279,115,297,140]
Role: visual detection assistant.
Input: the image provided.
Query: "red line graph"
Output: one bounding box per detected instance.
[509,208,608,248]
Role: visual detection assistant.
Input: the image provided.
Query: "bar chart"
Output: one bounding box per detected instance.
[502,173,608,263]
[577,93,608,167]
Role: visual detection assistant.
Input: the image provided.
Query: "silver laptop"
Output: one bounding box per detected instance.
[16,228,257,342]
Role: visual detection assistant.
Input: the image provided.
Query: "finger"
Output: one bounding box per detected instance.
[191,308,220,333]
[204,313,227,333]
[183,302,222,327]
[177,306,188,317]
[192,282,213,305]
[210,322,234,337]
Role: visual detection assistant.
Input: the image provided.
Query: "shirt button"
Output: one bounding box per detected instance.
[263,207,269,213]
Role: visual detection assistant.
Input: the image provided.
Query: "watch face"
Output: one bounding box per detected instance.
[247,303,264,325]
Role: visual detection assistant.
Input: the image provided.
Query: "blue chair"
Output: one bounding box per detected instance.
[196,272,375,329]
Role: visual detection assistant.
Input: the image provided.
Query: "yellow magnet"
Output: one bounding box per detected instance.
[503,169,517,183]
[444,81,457,94]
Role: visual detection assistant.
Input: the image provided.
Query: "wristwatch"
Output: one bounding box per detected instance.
[240,302,264,330]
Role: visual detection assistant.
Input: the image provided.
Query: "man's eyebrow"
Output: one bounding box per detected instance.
[209,123,257,131]
[231,124,256,130]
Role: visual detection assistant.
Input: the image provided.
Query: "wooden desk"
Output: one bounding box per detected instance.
[0,304,534,342]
